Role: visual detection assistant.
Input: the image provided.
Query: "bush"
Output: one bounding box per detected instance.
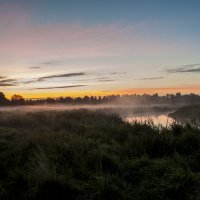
[0,110,200,199]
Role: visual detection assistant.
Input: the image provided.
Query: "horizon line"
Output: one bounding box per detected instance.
[3,86,200,99]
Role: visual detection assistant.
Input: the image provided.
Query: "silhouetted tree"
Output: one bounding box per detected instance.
[11,94,25,105]
[0,92,9,105]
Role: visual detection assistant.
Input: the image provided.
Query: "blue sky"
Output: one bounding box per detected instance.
[0,0,200,98]
[27,0,200,24]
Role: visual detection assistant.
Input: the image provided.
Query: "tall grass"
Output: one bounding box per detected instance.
[0,110,200,200]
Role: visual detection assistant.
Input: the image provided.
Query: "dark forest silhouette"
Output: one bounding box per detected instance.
[0,91,200,106]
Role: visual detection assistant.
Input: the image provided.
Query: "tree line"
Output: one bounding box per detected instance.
[0,91,200,106]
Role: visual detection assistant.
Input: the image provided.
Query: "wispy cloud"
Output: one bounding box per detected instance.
[109,72,126,75]
[41,60,61,65]
[182,64,200,68]
[0,76,7,79]
[23,72,86,84]
[165,63,200,73]
[95,77,114,82]
[37,72,86,81]
[97,79,114,82]
[0,83,17,86]
[32,84,86,90]
[29,66,41,70]
[76,76,114,83]
[139,76,164,80]
[0,78,17,83]
[0,78,18,86]
[23,80,38,84]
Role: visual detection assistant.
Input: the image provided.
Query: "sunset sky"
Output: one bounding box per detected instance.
[0,0,200,98]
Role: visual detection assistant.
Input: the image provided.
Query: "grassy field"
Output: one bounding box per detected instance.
[169,105,200,125]
[0,110,200,200]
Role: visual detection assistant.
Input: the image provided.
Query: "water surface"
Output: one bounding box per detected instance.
[125,114,174,126]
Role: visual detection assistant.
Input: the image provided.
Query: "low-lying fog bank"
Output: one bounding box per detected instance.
[0,103,177,113]
[0,104,199,127]
[0,104,178,126]
[1,104,199,125]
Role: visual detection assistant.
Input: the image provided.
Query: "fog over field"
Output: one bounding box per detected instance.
[0,103,175,111]
[0,103,178,127]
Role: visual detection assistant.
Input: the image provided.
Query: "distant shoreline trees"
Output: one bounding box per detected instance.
[0,91,200,106]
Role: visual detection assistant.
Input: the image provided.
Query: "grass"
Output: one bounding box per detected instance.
[169,105,200,123]
[0,110,200,200]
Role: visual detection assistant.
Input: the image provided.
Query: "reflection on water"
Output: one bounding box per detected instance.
[125,114,174,126]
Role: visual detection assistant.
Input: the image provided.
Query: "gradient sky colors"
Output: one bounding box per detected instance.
[0,0,200,98]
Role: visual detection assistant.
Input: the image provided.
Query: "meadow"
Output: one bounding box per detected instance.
[169,105,200,123]
[0,110,200,200]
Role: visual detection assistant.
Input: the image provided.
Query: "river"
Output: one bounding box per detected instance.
[125,114,174,126]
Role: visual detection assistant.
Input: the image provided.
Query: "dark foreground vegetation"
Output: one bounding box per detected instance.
[0,110,200,200]
[170,105,200,122]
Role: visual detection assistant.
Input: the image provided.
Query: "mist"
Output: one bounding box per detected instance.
[0,103,176,113]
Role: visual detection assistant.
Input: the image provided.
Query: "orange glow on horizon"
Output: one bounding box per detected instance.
[112,86,200,95]
[4,86,200,99]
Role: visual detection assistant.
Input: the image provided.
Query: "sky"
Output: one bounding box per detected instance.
[0,0,200,98]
